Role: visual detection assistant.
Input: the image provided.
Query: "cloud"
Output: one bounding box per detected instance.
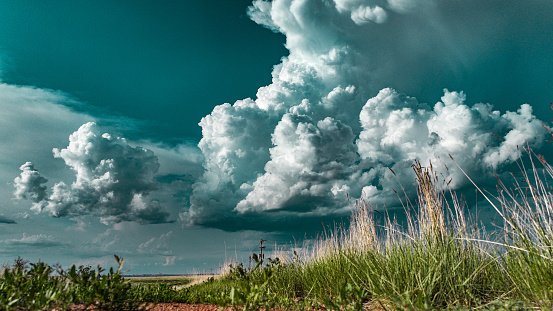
[14,162,48,202]
[186,85,549,230]
[92,228,119,252]
[182,0,553,231]
[138,231,174,255]
[162,256,177,267]
[0,216,16,224]
[0,81,95,214]
[235,114,358,213]
[350,5,387,25]
[18,122,171,224]
[6,234,61,247]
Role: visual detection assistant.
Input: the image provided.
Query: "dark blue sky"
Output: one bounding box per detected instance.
[0,0,287,142]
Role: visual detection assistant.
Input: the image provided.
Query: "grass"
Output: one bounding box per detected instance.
[3,145,553,310]
[182,148,553,310]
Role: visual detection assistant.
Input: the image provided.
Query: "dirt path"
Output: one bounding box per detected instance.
[59,275,228,311]
[125,274,219,291]
[177,274,219,289]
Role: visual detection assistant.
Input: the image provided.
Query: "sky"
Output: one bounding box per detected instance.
[1,0,553,274]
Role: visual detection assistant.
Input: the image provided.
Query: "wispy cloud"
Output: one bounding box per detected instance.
[162,256,177,267]
[6,233,61,247]
[138,231,174,255]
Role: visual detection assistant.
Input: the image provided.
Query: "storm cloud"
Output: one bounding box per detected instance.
[15,122,171,224]
[184,0,553,230]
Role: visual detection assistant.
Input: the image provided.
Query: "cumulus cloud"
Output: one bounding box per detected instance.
[17,122,171,224]
[0,81,95,215]
[235,114,358,213]
[182,0,553,231]
[187,84,549,229]
[14,162,48,203]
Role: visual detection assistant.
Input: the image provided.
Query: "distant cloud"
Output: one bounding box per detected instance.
[138,231,174,255]
[182,0,553,231]
[0,216,16,224]
[162,256,177,267]
[6,234,61,247]
[0,81,94,214]
[16,122,171,224]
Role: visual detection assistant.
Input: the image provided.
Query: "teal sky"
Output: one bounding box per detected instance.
[1,0,553,274]
[0,0,287,142]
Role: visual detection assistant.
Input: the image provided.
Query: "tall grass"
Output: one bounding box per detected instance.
[203,149,553,310]
[286,161,506,309]
[472,147,553,305]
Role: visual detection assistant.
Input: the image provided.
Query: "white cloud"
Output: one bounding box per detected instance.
[187,80,550,228]
[236,114,358,213]
[14,162,48,203]
[180,0,552,231]
[0,82,94,199]
[356,88,548,199]
[351,5,387,25]
[18,122,171,224]
[229,87,548,217]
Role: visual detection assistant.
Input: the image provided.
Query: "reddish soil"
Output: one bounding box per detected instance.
[58,303,232,311]
[146,303,230,311]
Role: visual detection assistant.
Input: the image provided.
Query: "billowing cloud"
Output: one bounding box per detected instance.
[13,162,48,202]
[183,0,553,231]
[13,162,48,203]
[0,81,95,216]
[350,5,387,25]
[18,122,171,224]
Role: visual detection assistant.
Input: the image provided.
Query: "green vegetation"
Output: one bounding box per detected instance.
[0,255,149,310]
[2,145,553,310]
[181,149,553,310]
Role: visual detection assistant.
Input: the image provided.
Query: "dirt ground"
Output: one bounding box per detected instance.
[61,302,230,311]
[145,303,231,311]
